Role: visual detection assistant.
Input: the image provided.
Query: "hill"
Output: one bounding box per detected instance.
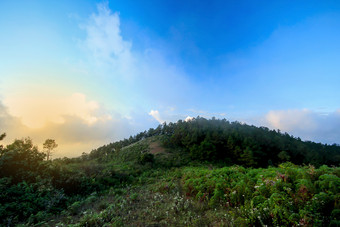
[92,117,340,167]
[0,118,339,226]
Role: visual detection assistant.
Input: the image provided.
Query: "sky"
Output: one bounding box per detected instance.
[1,0,340,157]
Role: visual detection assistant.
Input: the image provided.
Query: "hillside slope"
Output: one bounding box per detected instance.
[92,117,340,167]
[45,138,340,226]
[1,118,340,226]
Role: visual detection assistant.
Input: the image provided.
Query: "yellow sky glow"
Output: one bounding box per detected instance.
[4,92,101,129]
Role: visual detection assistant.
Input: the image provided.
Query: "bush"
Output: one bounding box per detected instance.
[138,153,154,165]
[181,165,339,226]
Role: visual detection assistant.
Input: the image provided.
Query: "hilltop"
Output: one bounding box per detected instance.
[92,117,340,167]
[0,118,339,226]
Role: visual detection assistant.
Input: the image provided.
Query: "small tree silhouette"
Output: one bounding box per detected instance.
[43,139,58,161]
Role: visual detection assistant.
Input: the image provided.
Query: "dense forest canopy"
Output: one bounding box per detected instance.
[92,117,340,167]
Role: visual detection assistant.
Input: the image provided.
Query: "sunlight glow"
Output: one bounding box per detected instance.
[5,92,100,129]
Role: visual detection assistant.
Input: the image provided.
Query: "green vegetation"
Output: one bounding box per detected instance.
[43,139,58,161]
[0,118,339,226]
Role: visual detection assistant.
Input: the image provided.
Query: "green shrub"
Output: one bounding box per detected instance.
[138,153,155,164]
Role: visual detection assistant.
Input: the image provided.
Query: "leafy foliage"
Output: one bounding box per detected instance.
[181,164,339,226]
[0,136,131,225]
[0,137,46,183]
[0,117,339,226]
[43,138,58,161]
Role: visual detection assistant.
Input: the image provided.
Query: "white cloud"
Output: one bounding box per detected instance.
[82,2,135,78]
[265,109,317,132]
[149,110,164,124]
[80,2,194,110]
[0,100,138,158]
[4,92,106,128]
[149,109,197,124]
[264,109,340,144]
[185,116,194,122]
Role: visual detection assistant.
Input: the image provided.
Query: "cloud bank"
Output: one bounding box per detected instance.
[4,92,104,128]
[0,93,135,158]
[264,109,340,144]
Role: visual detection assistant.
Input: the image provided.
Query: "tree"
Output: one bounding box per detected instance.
[0,133,5,156]
[278,150,290,162]
[239,147,257,167]
[0,137,46,183]
[0,133,5,140]
[43,139,58,161]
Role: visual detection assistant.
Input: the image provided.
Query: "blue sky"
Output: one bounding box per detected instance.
[1,0,340,157]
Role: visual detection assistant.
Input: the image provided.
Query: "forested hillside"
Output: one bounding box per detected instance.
[0,118,339,226]
[93,117,340,167]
